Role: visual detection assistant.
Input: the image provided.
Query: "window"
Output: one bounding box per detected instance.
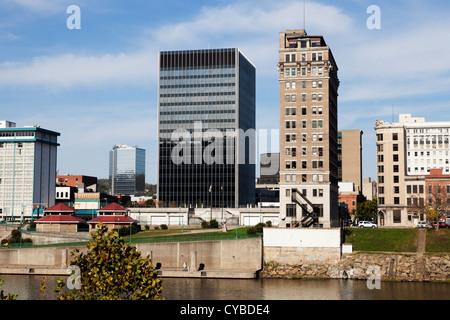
[379,197,385,205]
[302,134,307,142]
[286,204,296,217]
[393,144,398,151]
[377,134,383,141]
[393,154,399,162]
[302,81,306,89]
[394,197,400,204]
[393,133,398,140]
[393,210,401,223]
[302,107,307,115]
[393,176,399,183]
[286,189,291,197]
[393,165,399,173]
[302,93,307,102]
[394,186,400,194]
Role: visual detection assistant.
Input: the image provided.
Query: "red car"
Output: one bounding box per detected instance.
[432,222,450,229]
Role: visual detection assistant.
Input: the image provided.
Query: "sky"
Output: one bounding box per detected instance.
[1,0,450,184]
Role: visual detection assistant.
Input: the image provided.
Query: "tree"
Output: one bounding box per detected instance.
[356,198,378,222]
[426,184,448,231]
[52,222,163,300]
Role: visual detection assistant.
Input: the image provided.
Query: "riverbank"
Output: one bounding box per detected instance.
[260,252,450,282]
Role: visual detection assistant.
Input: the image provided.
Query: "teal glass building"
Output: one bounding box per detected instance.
[157,48,256,208]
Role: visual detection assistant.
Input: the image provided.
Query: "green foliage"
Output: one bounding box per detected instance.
[0,279,17,300]
[209,219,219,228]
[1,228,32,245]
[113,224,141,237]
[160,224,168,230]
[246,222,268,235]
[54,222,163,300]
[356,198,378,221]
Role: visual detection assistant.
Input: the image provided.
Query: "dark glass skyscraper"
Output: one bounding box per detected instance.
[109,144,146,196]
[158,48,256,208]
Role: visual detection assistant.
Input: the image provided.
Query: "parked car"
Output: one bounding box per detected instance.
[432,221,450,229]
[358,221,377,228]
[417,221,430,228]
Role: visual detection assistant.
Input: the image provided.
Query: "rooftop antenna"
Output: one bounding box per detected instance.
[303,0,306,30]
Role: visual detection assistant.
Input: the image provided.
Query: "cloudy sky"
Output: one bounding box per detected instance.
[1,0,449,184]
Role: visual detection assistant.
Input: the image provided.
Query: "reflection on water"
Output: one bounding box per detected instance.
[1,274,449,300]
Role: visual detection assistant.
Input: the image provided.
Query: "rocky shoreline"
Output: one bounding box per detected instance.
[260,253,450,282]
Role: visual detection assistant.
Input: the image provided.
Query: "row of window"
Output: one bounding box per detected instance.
[285,174,325,183]
[285,160,324,170]
[285,133,324,143]
[284,66,324,77]
[285,106,323,116]
[284,52,323,63]
[285,80,323,90]
[286,147,324,157]
[285,120,323,129]
[285,93,323,102]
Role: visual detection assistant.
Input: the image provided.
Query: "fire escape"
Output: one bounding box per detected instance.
[291,188,319,228]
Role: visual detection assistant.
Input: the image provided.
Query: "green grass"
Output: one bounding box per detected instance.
[344,228,418,252]
[425,229,450,253]
[129,227,255,243]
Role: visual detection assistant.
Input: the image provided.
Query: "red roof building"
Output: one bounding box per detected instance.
[34,203,88,233]
[88,203,138,231]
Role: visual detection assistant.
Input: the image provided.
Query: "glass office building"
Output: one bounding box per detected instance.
[109,144,146,196]
[158,48,256,208]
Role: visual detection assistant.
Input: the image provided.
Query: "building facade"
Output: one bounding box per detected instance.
[109,144,145,196]
[278,29,340,228]
[375,114,450,226]
[0,121,60,220]
[157,48,256,208]
[338,129,363,192]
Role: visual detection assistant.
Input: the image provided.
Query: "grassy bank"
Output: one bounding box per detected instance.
[345,228,450,253]
[344,228,418,252]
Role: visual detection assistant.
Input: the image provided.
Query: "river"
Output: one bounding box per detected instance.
[1,274,449,300]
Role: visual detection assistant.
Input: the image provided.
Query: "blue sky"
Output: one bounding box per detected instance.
[1,0,450,184]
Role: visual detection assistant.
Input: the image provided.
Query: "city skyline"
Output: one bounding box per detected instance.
[1,1,450,184]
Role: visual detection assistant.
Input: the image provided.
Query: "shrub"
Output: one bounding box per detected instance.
[209,219,219,228]
[201,220,209,228]
[246,222,267,235]
[160,224,168,230]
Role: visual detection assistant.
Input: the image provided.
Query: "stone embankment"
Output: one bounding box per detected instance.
[261,253,450,282]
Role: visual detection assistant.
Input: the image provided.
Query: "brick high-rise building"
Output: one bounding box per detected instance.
[278,29,340,228]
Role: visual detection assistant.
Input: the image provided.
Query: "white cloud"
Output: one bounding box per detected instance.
[0,50,158,89]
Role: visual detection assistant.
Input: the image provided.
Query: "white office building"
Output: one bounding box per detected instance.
[0,121,60,220]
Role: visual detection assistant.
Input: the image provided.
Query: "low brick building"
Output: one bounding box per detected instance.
[87,203,138,232]
[34,203,88,233]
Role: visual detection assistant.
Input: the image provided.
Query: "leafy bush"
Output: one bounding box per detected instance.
[209,219,219,228]
[246,222,267,235]
[160,224,168,230]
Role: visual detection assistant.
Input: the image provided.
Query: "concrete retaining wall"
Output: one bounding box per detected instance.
[0,238,263,275]
[263,228,342,264]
